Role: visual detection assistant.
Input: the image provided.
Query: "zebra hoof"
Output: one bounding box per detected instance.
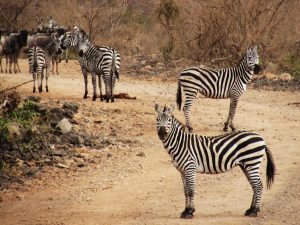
[187,127,193,133]
[46,87,49,92]
[33,88,36,93]
[223,127,228,132]
[106,98,109,103]
[230,127,236,132]
[83,94,88,99]
[92,95,97,101]
[111,98,115,103]
[180,208,195,219]
[244,207,260,217]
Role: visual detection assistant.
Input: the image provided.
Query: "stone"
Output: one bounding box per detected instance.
[25,96,41,102]
[279,72,292,81]
[63,102,79,113]
[136,152,146,157]
[6,123,23,142]
[56,163,69,169]
[55,118,72,134]
[70,135,84,146]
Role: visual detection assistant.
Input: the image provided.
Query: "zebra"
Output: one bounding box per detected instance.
[176,47,261,132]
[77,33,120,102]
[155,102,275,218]
[61,28,121,102]
[28,33,62,93]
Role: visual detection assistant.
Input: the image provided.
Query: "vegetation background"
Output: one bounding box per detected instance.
[0,0,300,75]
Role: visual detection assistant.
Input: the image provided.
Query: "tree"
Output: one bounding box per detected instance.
[0,0,34,31]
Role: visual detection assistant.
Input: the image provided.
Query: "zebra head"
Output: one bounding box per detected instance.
[246,46,261,74]
[155,102,176,141]
[61,31,79,49]
[50,33,62,54]
[78,35,90,57]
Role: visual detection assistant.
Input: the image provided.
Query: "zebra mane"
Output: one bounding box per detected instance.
[172,115,186,131]
[236,53,247,67]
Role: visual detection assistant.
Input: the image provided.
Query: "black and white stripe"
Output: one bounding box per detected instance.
[155,102,275,218]
[177,47,260,132]
[62,28,121,102]
[28,34,62,93]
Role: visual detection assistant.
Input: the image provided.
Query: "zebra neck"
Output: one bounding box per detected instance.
[237,57,254,84]
[162,118,186,154]
[46,41,55,54]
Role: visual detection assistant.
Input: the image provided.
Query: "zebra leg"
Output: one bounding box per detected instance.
[51,58,55,75]
[110,76,115,103]
[56,61,59,75]
[98,75,103,101]
[224,97,238,132]
[240,166,263,217]
[38,68,43,93]
[91,73,97,101]
[183,90,197,132]
[32,72,36,93]
[180,170,196,219]
[45,68,49,92]
[5,55,8,73]
[82,68,88,99]
[16,59,21,72]
[8,56,12,73]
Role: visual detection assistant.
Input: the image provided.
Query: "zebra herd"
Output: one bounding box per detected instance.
[1,25,275,219]
[155,46,276,218]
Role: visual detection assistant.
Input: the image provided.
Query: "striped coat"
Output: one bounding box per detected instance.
[177,47,260,132]
[155,102,275,218]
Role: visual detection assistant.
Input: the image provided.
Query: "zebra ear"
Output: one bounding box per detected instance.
[155,102,162,113]
[168,102,176,113]
[253,46,258,52]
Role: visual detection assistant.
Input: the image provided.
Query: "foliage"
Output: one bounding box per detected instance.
[0,99,39,144]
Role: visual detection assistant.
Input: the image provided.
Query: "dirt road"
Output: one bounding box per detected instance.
[0,60,299,225]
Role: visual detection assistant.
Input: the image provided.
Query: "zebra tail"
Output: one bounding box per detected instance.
[266,146,276,190]
[176,80,182,110]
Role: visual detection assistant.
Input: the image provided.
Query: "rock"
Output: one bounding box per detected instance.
[263,72,277,80]
[148,59,158,67]
[31,102,48,115]
[55,118,72,134]
[15,158,24,167]
[279,72,292,81]
[56,163,69,169]
[144,65,152,70]
[70,135,84,146]
[25,96,41,102]
[140,60,147,66]
[136,152,146,157]
[62,102,79,113]
[6,123,23,142]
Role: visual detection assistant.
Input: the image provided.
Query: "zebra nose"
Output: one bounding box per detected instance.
[158,127,167,139]
[254,64,261,74]
[79,50,84,57]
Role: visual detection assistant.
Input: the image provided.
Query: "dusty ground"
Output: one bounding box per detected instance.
[0,59,299,225]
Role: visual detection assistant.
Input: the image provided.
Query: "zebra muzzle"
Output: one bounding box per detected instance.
[79,50,84,57]
[158,127,167,140]
[254,64,261,75]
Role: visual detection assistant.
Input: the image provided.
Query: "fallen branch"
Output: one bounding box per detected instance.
[0,80,34,94]
[99,93,137,100]
[288,102,300,106]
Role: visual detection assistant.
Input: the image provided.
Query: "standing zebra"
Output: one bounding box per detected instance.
[177,47,261,132]
[28,34,62,93]
[62,28,121,102]
[155,102,275,218]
